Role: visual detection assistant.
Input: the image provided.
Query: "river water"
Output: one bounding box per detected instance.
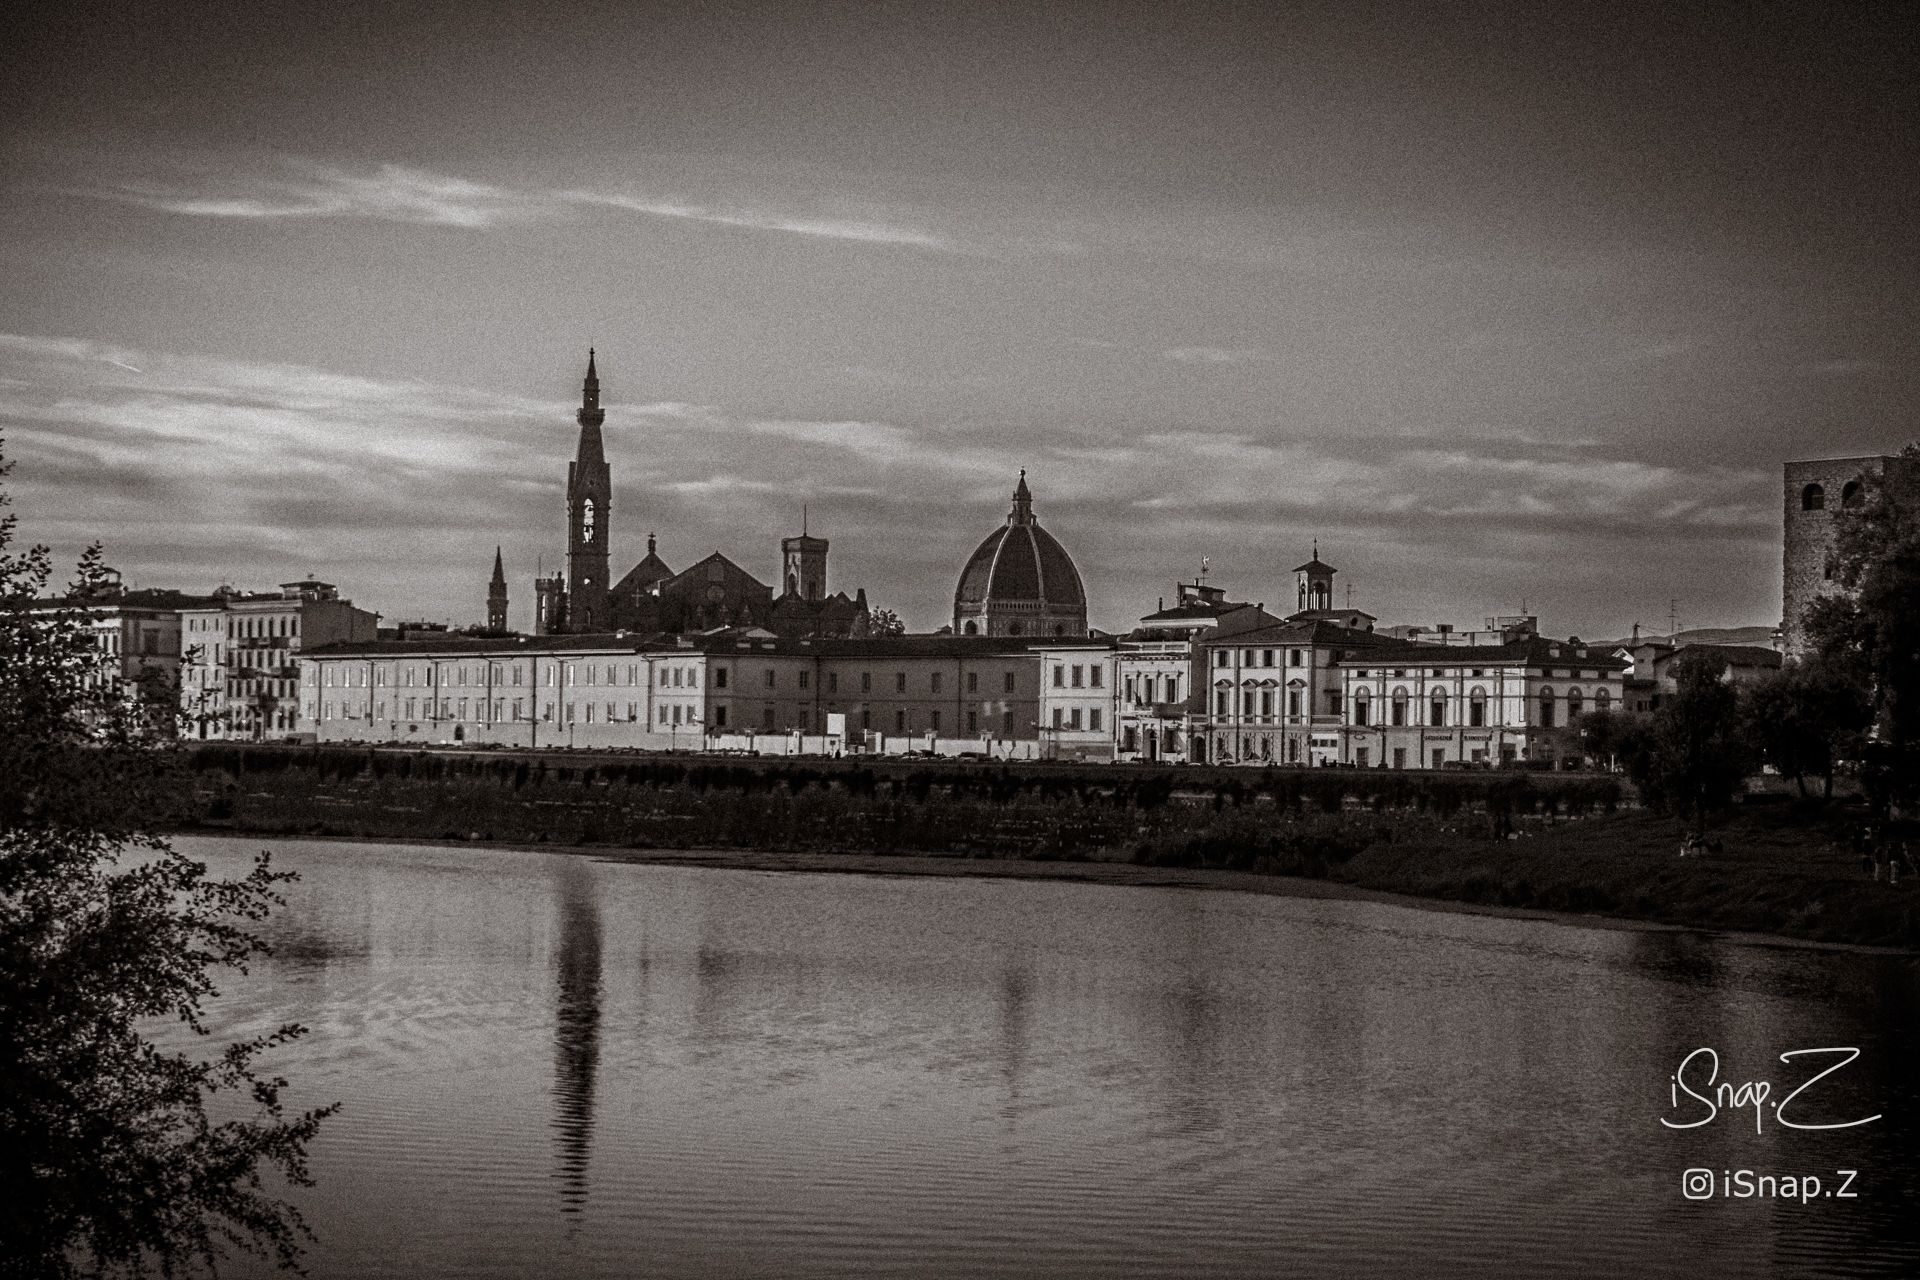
[165,835,1920,1278]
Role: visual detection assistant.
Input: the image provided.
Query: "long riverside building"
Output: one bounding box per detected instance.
[298,629,1122,760]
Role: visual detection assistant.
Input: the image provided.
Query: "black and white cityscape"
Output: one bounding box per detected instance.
[3,3,1919,1278]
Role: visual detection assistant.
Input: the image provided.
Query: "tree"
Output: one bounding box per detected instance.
[1803,442,1920,814]
[1738,657,1871,800]
[0,437,333,1276]
[1626,648,1751,836]
[867,607,906,636]
[1574,708,1643,773]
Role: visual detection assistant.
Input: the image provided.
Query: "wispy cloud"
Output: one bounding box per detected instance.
[0,334,1780,634]
[561,190,953,251]
[1162,346,1266,365]
[89,161,553,228]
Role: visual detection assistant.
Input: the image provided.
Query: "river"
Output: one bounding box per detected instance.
[165,835,1920,1278]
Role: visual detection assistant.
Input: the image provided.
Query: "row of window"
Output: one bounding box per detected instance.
[1211,649,1308,669]
[1123,674,1183,706]
[317,662,1026,696]
[1347,686,1612,727]
[1049,663,1105,689]
[1800,480,1864,511]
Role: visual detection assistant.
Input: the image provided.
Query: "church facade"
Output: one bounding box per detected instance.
[519,353,872,640]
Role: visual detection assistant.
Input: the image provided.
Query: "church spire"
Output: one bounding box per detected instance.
[577,348,604,429]
[491,545,505,584]
[486,546,509,631]
[1008,469,1034,525]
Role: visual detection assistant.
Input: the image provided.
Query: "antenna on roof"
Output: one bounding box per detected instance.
[802,502,808,536]
[1198,555,1210,583]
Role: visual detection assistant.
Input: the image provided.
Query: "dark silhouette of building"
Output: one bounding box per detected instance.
[953,470,1089,638]
[530,352,871,639]
[486,547,508,632]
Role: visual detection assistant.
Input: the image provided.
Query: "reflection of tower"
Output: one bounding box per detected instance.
[566,349,612,633]
[487,546,508,632]
[551,861,602,1217]
[781,513,829,602]
[1294,542,1336,613]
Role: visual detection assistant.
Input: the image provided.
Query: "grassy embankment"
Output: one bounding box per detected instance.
[178,745,1919,948]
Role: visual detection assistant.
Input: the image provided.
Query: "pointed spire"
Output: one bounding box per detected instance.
[1009,469,1034,525]
[490,545,505,584]
[577,347,604,429]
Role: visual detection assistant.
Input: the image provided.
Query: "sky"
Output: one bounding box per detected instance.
[3,0,1917,637]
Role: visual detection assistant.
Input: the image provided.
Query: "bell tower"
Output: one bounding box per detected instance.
[487,546,508,631]
[781,507,829,601]
[565,349,612,632]
[1294,542,1336,613]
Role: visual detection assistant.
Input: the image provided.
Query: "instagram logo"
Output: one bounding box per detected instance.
[1682,1169,1715,1200]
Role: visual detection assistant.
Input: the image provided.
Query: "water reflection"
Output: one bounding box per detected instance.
[166,837,1920,1280]
[550,859,602,1217]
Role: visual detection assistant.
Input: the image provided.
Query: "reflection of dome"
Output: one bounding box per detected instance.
[952,472,1089,638]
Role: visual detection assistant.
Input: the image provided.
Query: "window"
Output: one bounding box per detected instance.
[799,670,810,690]
[765,669,776,688]
[1090,666,1102,688]
[1469,690,1486,727]
[714,706,727,728]
[1595,688,1612,711]
[1431,748,1446,769]
[1215,691,1229,715]
[1391,689,1408,726]
[1262,650,1275,668]
[1215,651,1230,668]
[1053,666,1065,688]
[895,672,906,693]
[829,673,838,692]
[1353,691,1370,726]
[1841,479,1863,509]
[1053,707,1064,728]
[1262,690,1274,716]
[1089,709,1102,731]
[1392,747,1407,770]
[659,668,669,688]
[1242,691,1255,715]
[1003,672,1015,693]
[1070,708,1083,730]
[967,671,978,693]
[1568,690,1584,718]
[714,668,728,689]
[1326,690,1342,716]
[931,710,941,733]
[968,710,978,733]
[763,704,776,729]
[1539,689,1557,728]
[1288,649,1302,667]
[585,703,594,724]
[1071,665,1084,688]
[1242,649,1255,665]
[1003,709,1014,734]
[862,672,872,692]
[1429,690,1446,727]
[931,672,942,693]
[895,709,906,732]
[1286,690,1300,717]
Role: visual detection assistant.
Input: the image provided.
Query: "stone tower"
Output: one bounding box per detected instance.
[487,546,508,632]
[566,349,611,633]
[782,510,829,601]
[1781,454,1911,658]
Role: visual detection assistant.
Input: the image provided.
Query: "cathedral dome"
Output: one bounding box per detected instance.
[952,472,1089,638]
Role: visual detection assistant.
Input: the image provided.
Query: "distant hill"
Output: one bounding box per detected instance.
[1591,625,1777,649]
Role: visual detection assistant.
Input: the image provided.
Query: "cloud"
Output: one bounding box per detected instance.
[87,160,555,228]
[0,334,1781,636]
[561,190,954,251]
[1162,346,1266,365]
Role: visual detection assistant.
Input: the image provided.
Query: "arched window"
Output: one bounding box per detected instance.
[1801,483,1825,511]
[1568,689,1584,719]
[1353,689,1370,726]
[1391,688,1409,726]
[962,620,978,635]
[1429,688,1447,726]
[1594,688,1611,712]
[1538,688,1557,728]
[1842,479,1863,509]
[1053,623,1066,636]
[1469,688,1487,727]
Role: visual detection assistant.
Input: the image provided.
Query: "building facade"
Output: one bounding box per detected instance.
[182,580,378,740]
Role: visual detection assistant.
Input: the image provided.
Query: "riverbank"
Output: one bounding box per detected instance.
[174,743,1920,950]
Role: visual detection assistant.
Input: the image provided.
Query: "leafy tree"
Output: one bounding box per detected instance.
[0,437,334,1276]
[1803,441,1920,813]
[1738,657,1871,800]
[866,607,906,636]
[1626,648,1751,836]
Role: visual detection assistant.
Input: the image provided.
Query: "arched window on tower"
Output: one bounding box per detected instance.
[1842,480,1864,509]
[963,620,978,636]
[1801,483,1825,511]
